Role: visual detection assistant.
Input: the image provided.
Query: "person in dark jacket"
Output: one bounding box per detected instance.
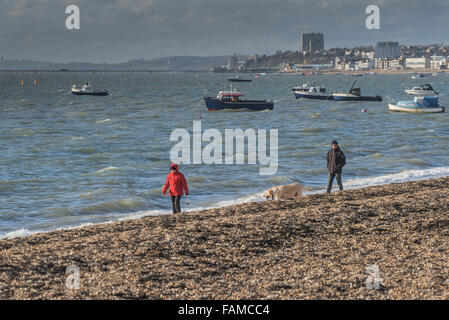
[326,140,345,193]
[162,164,189,213]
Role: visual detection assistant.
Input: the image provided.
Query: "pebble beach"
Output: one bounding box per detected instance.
[1,177,448,300]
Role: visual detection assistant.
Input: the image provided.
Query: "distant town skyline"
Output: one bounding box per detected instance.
[1,0,449,63]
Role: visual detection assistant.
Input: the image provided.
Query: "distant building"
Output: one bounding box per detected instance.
[355,60,374,70]
[300,32,324,53]
[374,58,403,70]
[405,57,430,69]
[362,51,375,60]
[430,56,447,69]
[227,53,238,70]
[334,57,349,70]
[374,42,401,59]
[248,54,258,65]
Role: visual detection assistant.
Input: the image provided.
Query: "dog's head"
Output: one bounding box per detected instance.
[263,189,274,200]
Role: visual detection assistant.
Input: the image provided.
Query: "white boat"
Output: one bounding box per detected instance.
[292,83,325,93]
[71,82,109,96]
[388,96,445,113]
[404,84,439,96]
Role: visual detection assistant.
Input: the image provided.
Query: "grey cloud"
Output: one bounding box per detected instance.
[0,0,448,62]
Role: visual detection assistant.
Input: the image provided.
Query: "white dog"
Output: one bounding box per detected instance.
[263,183,308,201]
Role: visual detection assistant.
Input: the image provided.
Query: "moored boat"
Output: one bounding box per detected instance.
[71,82,109,96]
[411,73,432,79]
[228,76,252,83]
[405,84,439,96]
[204,89,273,112]
[333,81,382,102]
[292,83,326,94]
[293,86,333,100]
[388,96,445,113]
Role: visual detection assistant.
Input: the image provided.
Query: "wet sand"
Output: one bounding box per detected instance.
[1,177,448,299]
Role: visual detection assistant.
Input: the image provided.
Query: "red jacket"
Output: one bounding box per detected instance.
[162,164,189,196]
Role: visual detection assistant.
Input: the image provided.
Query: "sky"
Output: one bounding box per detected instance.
[0,0,448,63]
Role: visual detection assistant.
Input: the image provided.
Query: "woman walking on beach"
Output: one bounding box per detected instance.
[326,140,346,193]
[162,164,189,213]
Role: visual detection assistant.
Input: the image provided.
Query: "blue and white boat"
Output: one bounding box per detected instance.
[388,96,445,113]
[204,89,273,112]
[293,86,333,100]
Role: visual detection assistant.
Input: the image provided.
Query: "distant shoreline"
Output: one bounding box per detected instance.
[1,177,448,299]
[0,69,446,74]
[0,69,209,73]
[282,69,448,75]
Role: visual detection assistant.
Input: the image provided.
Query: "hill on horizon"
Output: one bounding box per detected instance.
[0,55,249,71]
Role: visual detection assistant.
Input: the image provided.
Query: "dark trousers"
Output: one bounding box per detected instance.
[170,195,182,213]
[327,171,343,193]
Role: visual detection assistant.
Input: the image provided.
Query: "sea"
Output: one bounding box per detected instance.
[1,71,448,238]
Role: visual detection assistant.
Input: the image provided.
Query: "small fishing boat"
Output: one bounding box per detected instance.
[333,81,382,102]
[405,84,439,96]
[204,88,273,112]
[388,96,445,113]
[292,83,326,94]
[293,86,333,100]
[71,82,109,96]
[228,76,252,83]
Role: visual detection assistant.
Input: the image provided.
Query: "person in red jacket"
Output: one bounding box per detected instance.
[162,163,189,213]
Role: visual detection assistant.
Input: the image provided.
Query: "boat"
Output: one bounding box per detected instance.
[333,81,382,102]
[411,73,432,79]
[405,84,439,96]
[293,86,333,100]
[228,76,252,83]
[388,96,445,113]
[204,87,273,111]
[71,82,109,96]
[292,83,326,94]
[292,83,312,93]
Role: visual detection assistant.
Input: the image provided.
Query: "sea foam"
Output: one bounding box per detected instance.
[2,167,449,240]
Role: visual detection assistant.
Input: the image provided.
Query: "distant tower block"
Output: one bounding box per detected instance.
[300,32,324,53]
[374,42,400,59]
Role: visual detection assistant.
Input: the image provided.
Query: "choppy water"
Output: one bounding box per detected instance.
[1,71,448,238]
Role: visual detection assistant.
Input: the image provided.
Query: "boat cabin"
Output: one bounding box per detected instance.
[217,91,244,102]
[349,87,361,96]
[82,83,92,91]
